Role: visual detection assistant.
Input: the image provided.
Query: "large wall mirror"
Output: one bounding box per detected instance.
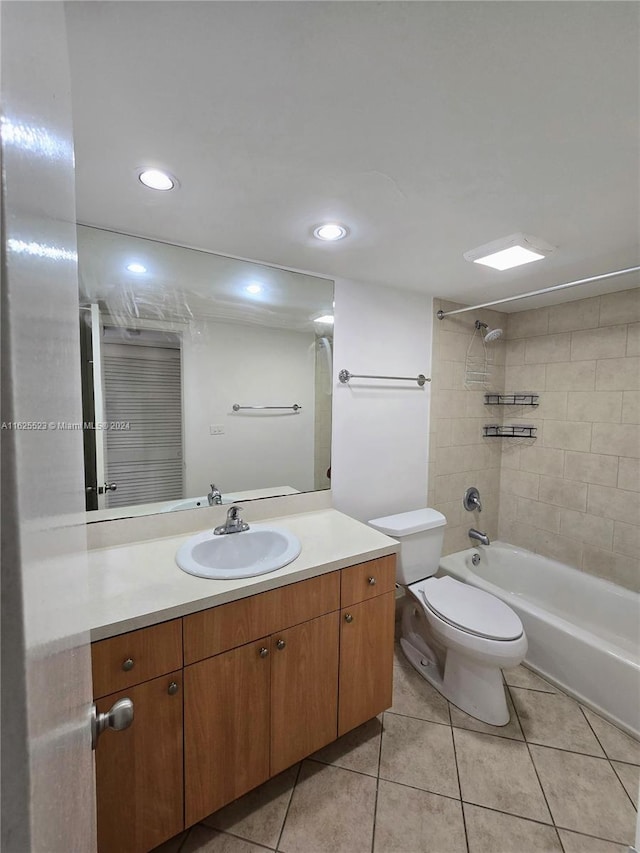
[78,225,334,520]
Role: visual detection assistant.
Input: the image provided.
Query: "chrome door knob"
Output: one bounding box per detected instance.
[367,576,376,585]
[91,697,134,749]
[344,613,353,623]
[259,647,269,658]
[276,639,286,650]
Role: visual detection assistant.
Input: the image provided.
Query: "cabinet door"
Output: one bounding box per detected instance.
[184,639,271,826]
[95,671,184,853]
[338,591,395,737]
[270,612,339,775]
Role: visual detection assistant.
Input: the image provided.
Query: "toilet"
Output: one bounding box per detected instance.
[368,508,527,726]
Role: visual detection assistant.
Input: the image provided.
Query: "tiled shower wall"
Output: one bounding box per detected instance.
[429,288,640,592]
[498,287,640,592]
[428,299,507,555]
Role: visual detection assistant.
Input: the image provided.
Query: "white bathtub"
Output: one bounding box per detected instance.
[439,542,640,738]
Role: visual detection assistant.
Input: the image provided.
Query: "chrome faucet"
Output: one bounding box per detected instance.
[214,505,250,536]
[207,483,222,506]
[468,528,490,546]
[463,486,482,513]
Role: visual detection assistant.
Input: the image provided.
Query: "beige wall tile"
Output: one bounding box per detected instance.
[559,509,614,551]
[505,364,547,392]
[626,323,640,357]
[591,423,640,459]
[435,471,477,504]
[542,420,592,452]
[587,484,640,526]
[546,361,596,391]
[439,331,472,363]
[499,495,518,529]
[596,356,640,391]
[451,418,484,446]
[501,520,540,552]
[435,446,472,476]
[507,308,549,339]
[622,391,640,424]
[431,360,456,391]
[534,530,583,568]
[582,546,639,592]
[612,521,640,559]
[567,391,622,424]
[618,457,640,492]
[536,392,568,420]
[563,451,618,487]
[500,444,521,471]
[431,390,468,420]
[500,468,540,500]
[548,296,600,333]
[516,497,560,533]
[599,288,640,327]
[570,325,628,361]
[525,333,571,364]
[443,524,478,556]
[505,339,525,365]
[518,446,565,477]
[538,476,587,511]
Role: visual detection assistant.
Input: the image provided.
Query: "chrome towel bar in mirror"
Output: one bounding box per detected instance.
[232,403,302,411]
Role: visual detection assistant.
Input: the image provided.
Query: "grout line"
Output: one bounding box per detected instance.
[208,827,276,851]
[609,761,639,813]
[506,684,556,828]
[275,761,303,852]
[577,702,639,809]
[450,719,470,852]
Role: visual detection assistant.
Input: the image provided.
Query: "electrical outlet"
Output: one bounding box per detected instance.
[209,424,225,435]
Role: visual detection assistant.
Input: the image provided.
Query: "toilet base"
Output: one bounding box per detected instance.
[400,636,511,726]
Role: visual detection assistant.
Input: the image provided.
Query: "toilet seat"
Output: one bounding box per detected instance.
[412,576,523,641]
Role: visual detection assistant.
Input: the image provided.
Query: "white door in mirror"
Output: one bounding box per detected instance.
[175,525,302,579]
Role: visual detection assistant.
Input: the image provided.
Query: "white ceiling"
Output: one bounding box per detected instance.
[65,1,640,310]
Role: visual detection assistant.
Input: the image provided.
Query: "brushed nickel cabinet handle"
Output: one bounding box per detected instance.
[122,658,134,672]
[168,681,179,695]
[344,613,353,623]
[368,576,376,585]
[276,639,286,650]
[259,647,269,658]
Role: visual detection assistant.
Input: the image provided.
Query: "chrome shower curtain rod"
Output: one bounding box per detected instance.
[436,265,640,319]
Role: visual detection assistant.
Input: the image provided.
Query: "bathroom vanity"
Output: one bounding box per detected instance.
[87,509,397,853]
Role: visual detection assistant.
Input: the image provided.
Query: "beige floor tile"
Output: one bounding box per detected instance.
[557,829,629,852]
[503,665,557,693]
[182,826,268,853]
[450,689,524,741]
[581,707,640,764]
[311,716,381,776]
[202,765,298,848]
[530,745,636,844]
[278,760,376,853]
[374,779,466,853]
[453,729,551,823]
[612,760,639,807]
[510,688,604,756]
[150,831,190,853]
[464,803,562,853]
[379,712,459,798]
[388,659,451,725]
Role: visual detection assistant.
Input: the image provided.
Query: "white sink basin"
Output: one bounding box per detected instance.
[176,524,302,580]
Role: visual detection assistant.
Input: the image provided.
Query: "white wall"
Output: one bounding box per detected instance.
[182,319,316,496]
[1,3,96,850]
[331,279,433,522]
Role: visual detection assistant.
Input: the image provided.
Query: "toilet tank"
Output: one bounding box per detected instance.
[368,509,447,585]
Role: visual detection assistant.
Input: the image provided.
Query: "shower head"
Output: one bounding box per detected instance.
[475,320,503,342]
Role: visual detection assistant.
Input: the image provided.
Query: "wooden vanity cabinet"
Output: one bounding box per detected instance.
[92,554,396,852]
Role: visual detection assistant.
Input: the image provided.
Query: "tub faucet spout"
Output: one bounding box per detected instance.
[469,528,490,546]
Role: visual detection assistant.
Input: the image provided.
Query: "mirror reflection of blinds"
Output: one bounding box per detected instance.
[102,343,183,507]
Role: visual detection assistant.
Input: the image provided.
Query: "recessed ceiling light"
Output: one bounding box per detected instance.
[246,283,262,295]
[138,169,175,191]
[314,314,334,325]
[313,223,348,241]
[126,262,147,273]
[464,233,554,271]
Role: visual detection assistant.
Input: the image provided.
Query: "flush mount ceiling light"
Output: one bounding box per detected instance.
[126,262,147,274]
[245,283,262,295]
[138,168,175,191]
[314,314,334,325]
[313,223,348,241]
[464,233,555,271]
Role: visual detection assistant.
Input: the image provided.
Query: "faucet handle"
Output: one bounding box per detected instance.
[228,504,243,517]
[463,486,482,513]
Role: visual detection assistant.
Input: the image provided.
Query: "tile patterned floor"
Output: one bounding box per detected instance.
[153,652,638,853]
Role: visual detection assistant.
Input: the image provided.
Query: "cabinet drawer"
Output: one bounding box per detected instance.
[184,571,340,665]
[340,555,396,607]
[92,619,183,699]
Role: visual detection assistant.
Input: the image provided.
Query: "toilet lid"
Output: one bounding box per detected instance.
[420,577,523,641]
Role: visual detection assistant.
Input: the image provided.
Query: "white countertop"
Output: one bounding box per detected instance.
[87,509,398,641]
